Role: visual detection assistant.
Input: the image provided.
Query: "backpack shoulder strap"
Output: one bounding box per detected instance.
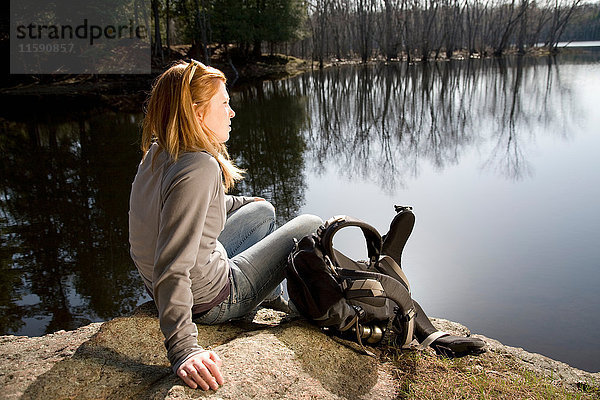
[377,255,410,292]
[318,215,382,268]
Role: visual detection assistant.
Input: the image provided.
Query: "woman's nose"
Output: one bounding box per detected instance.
[229,108,235,118]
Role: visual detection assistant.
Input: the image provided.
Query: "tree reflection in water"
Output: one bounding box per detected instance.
[228,80,309,225]
[0,53,583,336]
[0,107,146,335]
[301,56,574,188]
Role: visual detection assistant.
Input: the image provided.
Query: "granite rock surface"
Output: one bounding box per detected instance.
[0,302,597,399]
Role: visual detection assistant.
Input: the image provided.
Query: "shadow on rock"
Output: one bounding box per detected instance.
[274,322,398,399]
[20,302,399,399]
[20,313,171,399]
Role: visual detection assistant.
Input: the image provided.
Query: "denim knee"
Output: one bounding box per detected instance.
[254,200,276,222]
[295,214,323,235]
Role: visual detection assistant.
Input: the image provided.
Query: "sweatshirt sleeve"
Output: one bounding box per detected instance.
[153,155,221,371]
[225,194,255,213]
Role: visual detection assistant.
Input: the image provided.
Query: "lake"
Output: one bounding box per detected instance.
[1,50,598,372]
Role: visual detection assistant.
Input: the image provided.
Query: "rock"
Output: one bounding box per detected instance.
[1,303,398,400]
[0,304,597,399]
[0,322,103,400]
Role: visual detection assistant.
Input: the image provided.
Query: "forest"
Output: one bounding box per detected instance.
[150,0,600,64]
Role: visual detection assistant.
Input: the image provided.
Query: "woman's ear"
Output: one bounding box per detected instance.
[194,106,203,122]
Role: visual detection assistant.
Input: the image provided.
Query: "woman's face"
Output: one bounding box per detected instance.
[198,80,235,143]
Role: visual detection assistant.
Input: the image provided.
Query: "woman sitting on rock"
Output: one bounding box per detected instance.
[129,60,485,392]
[128,60,323,390]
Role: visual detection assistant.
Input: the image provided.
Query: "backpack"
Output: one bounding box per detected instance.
[286,215,416,351]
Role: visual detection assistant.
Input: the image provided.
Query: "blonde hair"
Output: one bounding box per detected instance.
[142,60,243,191]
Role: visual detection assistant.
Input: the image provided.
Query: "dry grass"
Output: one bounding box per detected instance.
[380,345,600,400]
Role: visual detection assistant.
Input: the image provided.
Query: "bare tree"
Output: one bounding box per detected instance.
[381,0,402,60]
[492,0,528,56]
[441,0,465,58]
[545,0,582,52]
[517,0,529,54]
[465,0,489,56]
[527,1,554,48]
[310,0,330,68]
[285,0,585,63]
[355,0,376,62]
[418,0,440,61]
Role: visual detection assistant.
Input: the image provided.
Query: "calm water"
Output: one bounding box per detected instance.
[1,52,599,372]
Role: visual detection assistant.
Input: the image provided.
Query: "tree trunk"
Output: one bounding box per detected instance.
[383,0,395,60]
[548,0,581,52]
[517,0,529,54]
[200,0,211,64]
[151,0,163,60]
[252,39,262,58]
[493,0,526,56]
[166,0,171,50]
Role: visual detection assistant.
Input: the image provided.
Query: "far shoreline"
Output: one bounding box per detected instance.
[2,43,599,114]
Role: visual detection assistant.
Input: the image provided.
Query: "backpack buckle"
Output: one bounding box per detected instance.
[398,307,415,322]
[352,305,365,319]
[369,255,378,267]
[319,216,346,235]
[324,255,337,275]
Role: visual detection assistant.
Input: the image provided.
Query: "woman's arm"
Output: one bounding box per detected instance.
[153,154,223,386]
[224,194,261,214]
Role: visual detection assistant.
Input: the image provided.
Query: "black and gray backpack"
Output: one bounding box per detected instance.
[286,215,416,350]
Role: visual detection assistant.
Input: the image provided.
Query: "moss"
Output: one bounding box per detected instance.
[381,344,600,400]
[275,322,382,398]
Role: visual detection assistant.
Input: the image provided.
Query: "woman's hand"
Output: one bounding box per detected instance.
[176,350,224,390]
[254,197,266,201]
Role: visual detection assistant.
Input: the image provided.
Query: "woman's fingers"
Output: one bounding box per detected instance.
[209,351,223,368]
[176,351,224,390]
[177,368,198,389]
[203,356,225,385]
[185,363,211,390]
[192,360,219,390]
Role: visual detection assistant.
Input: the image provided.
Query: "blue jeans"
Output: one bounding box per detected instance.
[194,201,322,325]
